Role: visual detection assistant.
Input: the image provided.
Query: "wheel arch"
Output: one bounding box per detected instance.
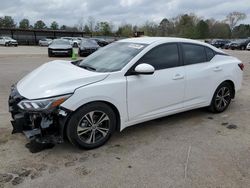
[62,100,121,140]
[211,79,235,104]
[223,80,235,98]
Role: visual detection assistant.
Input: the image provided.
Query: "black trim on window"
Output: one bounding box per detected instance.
[125,42,181,76]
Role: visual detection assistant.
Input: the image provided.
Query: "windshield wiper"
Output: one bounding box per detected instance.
[79,65,96,71]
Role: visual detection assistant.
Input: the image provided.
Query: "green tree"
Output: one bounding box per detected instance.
[158,18,174,36]
[232,24,250,38]
[34,20,46,29]
[60,25,67,30]
[0,16,15,28]
[19,18,30,29]
[140,21,158,36]
[175,14,199,38]
[210,22,231,38]
[195,20,209,39]
[117,24,133,37]
[50,21,59,30]
[98,22,112,35]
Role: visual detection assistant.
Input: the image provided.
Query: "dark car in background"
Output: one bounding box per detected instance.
[91,38,109,47]
[211,39,230,48]
[78,39,100,57]
[237,39,250,50]
[224,41,234,49]
[48,39,73,57]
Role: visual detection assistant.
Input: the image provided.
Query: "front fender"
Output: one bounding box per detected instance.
[60,77,128,131]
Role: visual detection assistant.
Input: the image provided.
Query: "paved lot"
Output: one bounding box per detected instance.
[0,46,250,188]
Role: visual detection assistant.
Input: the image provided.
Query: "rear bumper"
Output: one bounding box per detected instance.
[9,85,71,144]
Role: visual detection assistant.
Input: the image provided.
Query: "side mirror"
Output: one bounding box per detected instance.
[134,63,155,75]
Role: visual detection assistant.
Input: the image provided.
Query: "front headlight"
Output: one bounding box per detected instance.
[17,94,71,111]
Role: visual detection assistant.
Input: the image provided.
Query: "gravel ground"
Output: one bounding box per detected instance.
[0,46,250,188]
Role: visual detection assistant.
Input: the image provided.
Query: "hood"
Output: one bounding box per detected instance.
[49,44,72,49]
[17,60,109,99]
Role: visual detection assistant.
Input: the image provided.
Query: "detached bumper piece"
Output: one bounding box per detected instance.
[8,87,70,144]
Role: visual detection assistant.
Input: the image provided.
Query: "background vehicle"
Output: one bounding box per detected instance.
[78,39,100,57]
[48,39,73,57]
[211,39,230,48]
[72,37,82,47]
[246,43,250,50]
[0,36,18,46]
[91,38,109,47]
[61,37,74,46]
[9,37,243,149]
[224,41,234,49]
[237,39,250,50]
[39,38,52,46]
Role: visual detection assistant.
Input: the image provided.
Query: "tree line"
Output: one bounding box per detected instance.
[0,12,249,39]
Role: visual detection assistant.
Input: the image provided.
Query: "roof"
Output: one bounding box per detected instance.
[119,37,226,54]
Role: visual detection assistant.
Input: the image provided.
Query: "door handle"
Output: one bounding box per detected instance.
[213,66,222,72]
[173,74,184,80]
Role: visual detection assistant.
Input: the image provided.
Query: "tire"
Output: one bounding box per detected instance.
[208,82,233,113]
[78,50,83,57]
[241,46,246,50]
[69,49,73,57]
[48,50,53,57]
[66,102,116,149]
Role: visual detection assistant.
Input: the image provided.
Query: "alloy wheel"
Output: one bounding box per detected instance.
[77,111,110,144]
[215,87,231,111]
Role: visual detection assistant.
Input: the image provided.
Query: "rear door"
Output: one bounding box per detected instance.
[181,43,217,108]
[126,43,185,121]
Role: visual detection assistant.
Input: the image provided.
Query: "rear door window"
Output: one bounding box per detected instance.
[182,43,207,65]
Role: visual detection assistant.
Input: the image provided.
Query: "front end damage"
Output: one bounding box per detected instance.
[8,85,71,144]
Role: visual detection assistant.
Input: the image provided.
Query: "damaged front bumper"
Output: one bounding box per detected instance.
[8,86,71,144]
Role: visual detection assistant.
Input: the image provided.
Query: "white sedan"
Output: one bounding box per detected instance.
[0,36,18,46]
[247,42,250,50]
[9,37,243,149]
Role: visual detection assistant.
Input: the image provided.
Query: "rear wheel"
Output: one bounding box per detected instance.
[66,102,116,149]
[208,82,233,113]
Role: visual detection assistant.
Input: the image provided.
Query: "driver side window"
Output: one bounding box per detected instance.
[138,43,180,70]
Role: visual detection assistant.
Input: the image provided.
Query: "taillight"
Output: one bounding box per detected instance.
[238,63,244,71]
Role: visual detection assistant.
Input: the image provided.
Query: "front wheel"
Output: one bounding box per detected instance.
[208,82,233,113]
[66,102,116,149]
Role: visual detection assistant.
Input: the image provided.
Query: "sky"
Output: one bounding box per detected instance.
[0,0,249,28]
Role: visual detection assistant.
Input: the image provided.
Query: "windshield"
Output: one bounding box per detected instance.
[52,39,70,45]
[78,42,147,72]
[81,39,99,47]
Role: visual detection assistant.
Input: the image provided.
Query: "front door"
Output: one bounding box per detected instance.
[126,43,185,122]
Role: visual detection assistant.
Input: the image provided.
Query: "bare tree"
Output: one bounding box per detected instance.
[77,17,84,31]
[87,16,95,33]
[225,12,246,30]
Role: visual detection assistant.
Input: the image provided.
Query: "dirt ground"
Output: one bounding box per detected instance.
[0,46,250,188]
